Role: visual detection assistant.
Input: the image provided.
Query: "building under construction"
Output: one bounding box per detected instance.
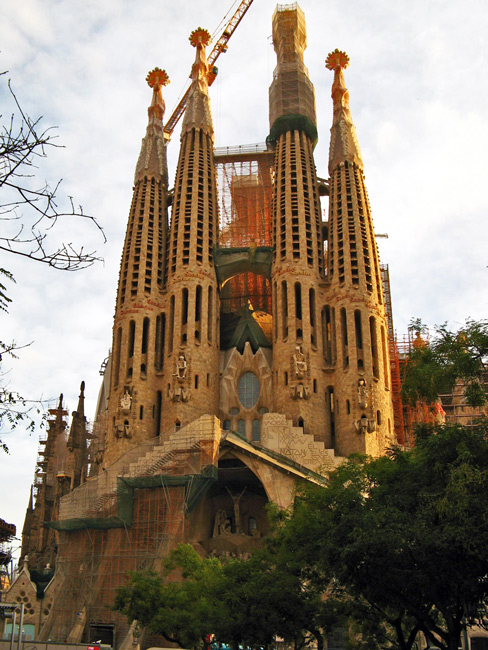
[4,2,405,647]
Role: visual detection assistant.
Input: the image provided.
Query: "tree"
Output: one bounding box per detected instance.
[401,319,488,408]
[1,75,105,270]
[0,72,105,450]
[276,422,488,650]
[114,542,332,650]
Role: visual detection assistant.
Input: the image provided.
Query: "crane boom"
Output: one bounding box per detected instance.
[163,0,255,139]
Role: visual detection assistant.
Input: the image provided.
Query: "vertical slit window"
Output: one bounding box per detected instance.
[207,286,213,343]
[113,327,122,388]
[141,317,149,355]
[309,288,316,346]
[370,316,379,379]
[294,282,302,320]
[155,313,166,371]
[282,281,288,339]
[341,308,349,369]
[169,295,175,354]
[381,325,390,389]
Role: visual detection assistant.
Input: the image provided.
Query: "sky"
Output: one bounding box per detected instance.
[1,0,487,559]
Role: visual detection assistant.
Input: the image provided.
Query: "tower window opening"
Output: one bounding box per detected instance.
[340,308,349,369]
[354,309,364,370]
[169,295,175,353]
[381,325,390,389]
[309,288,316,347]
[282,281,288,339]
[207,373,210,387]
[155,391,162,436]
[128,320,136,358]
[370,316,379,379]
[194,374,199,389]
[182,288,189,326]
[141,317,149,355]
[113,327,122,388]
[285,371,289,386]
[322,305,333,364]
[313,379,317,393]
[346,399,350,414]
[139,405,144,420]
[207,286,213,343]
[327,386,335,447]
[175,419,181,432]
[155,313,166,371]
[377,410,381,425]
[294,282,302,320]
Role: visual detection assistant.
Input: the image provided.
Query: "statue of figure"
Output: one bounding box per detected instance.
[175,354,187,380]
[293,345,307,378]
[358,378,369,408]
[212,508,227,537]
[120,390,132,410]
[225,486,247,534]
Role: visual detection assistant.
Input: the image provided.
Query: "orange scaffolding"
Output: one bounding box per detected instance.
[216,145,274,315]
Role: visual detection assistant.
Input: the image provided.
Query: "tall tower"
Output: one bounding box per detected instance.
[269,5,327,439]
[161,28,220,432]
[325,50,394,456]
[104,68,170,466]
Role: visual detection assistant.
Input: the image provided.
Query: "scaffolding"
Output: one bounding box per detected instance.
[215,145,274,315]
[41,417,221,644]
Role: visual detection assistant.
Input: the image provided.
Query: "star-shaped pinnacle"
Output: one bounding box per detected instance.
[189,28,211,48]
[146,67,170,90]
[325,49,350,72]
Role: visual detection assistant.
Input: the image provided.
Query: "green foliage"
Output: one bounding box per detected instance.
[401,319,488,408]
[114,541,333,650]
[276,422,488,650]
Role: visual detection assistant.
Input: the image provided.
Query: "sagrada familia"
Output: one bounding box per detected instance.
[3,3,398,647]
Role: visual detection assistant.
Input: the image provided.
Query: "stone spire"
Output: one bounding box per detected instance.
[134,67,170,183]
[66,381,88,490]
[326,49,363,173]
[102,69,171,465]
[181,28,214,139]
[325,50,394,457]
[161,27,220,433]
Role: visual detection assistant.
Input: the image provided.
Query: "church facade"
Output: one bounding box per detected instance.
[8,4,395,647]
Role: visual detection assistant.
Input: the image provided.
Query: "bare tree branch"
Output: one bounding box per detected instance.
[0,78,106,270]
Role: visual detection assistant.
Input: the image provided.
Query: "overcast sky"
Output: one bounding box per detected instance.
[1,0,487,558]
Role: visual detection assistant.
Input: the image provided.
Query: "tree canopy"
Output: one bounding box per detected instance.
[401,319,488,408]
[114,542,332,650]
[274,421,488,650]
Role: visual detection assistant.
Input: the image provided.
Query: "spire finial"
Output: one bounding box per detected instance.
[146,67,170,91]
[326,49,351,112]
[325,49,350,73]
[189,28,211,49]
[145,67,169,122]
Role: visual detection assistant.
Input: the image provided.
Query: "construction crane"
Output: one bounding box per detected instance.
[163,0,255,140]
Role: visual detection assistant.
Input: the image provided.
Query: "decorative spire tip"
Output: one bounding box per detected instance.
[189,28,211,48]
[146,67,170,90]
[325,49,350,72]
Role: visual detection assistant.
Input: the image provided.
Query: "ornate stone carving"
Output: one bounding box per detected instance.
[358,378,369,408]
[293,344,308,379]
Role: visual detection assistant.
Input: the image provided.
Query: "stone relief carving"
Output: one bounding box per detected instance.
[358,378,369,408]
[293,344,307,379]
[170,350,191,402]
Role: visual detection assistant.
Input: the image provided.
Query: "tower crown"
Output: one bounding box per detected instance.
[326,49,363,172]
[182,28,214,138]
[146,67,169,122]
